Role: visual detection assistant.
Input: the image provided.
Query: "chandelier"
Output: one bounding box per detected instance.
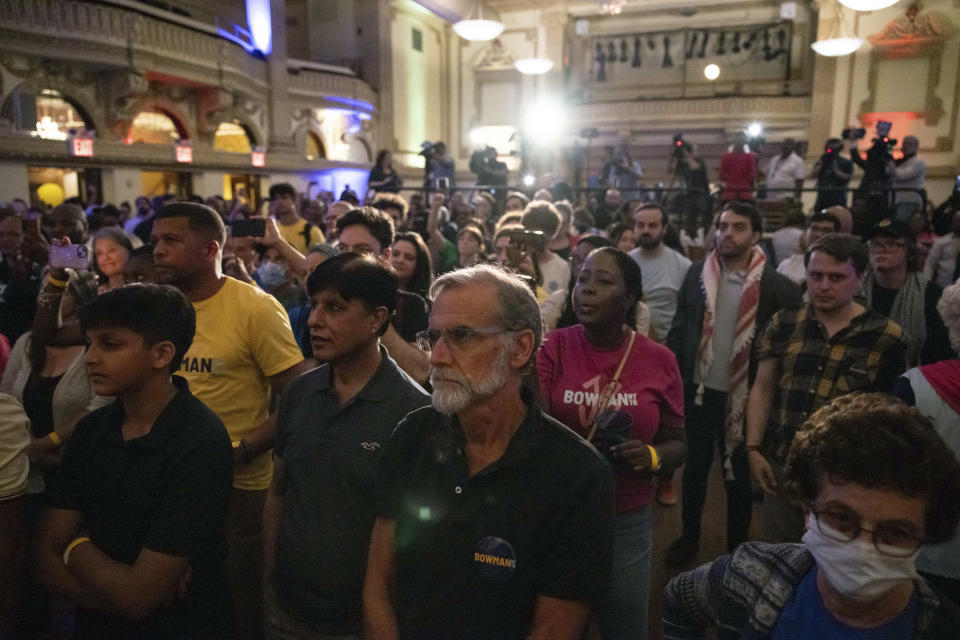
[838,0,901,11]
[811,2,863,56]
[453,2,505,42]
[594,0,627,15]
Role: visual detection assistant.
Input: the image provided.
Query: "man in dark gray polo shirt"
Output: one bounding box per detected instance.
[364,265,615,640]
[262,253,429,639]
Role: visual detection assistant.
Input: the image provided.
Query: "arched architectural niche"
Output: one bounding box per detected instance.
[306,130,326,160]
[213,121,254,153]
[122,97,194,144]
[0,82,101,136]
[346,134,372,163]
[292,118,326,160]
[207,107,265,152]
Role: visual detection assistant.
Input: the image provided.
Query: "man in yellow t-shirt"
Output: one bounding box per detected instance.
[151,202,311,640]
[270,183,325,253]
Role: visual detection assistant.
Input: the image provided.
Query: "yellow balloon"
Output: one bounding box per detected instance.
[37,183,65,206]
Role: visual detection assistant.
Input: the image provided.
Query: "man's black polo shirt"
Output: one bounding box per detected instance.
[374,389,616,640]
[272,347,430,633]
[47,376,233,639]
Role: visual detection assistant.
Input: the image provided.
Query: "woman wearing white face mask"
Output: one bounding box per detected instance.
[663,392,960,639]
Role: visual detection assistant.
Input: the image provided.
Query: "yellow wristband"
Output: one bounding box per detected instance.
[647,445,661,473]
[63,536,91,566]
[47,275,68,288]
[47,431,62,447]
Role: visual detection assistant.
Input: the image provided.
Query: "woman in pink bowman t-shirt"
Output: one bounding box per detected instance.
[537,246,687,640]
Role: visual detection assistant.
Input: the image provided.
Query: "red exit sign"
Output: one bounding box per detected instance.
[251,150,265,167]
[69,138,94,157]
[175,143,193,163]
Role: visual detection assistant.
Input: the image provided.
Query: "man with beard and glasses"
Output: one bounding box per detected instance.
[363,264,615,640]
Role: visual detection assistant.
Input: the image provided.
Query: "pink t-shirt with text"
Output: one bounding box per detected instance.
[537,325,684,512]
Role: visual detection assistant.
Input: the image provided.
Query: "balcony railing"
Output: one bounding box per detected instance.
[0,0,377,108]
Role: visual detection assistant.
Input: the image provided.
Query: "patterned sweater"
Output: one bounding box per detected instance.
[663,542,960,640]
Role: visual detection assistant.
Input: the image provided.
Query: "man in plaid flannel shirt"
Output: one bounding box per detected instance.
[745,233,908,542]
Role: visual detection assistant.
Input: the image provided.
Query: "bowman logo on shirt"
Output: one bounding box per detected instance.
[563,374,638,428]
[474,536,517,582]
[181,357,224,374]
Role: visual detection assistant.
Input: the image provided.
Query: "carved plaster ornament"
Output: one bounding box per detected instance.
[196,87,234,135]
[476,39,516,70]
[868,2,955,56]
[101,71,149,137]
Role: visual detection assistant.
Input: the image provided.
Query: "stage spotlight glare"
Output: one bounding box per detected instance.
[523,174,535,187]
[748,122,763,138]
[524,99,566,146]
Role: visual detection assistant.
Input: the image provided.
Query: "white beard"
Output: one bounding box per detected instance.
[430,346,511,415]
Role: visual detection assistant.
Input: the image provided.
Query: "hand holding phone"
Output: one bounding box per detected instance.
[229,218,266,238]
[49,242,89,270]
[509,229,546,254]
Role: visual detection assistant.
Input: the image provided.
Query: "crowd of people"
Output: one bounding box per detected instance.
[1,132,960,640]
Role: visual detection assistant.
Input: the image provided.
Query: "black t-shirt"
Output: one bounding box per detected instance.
[393,290,429,343]
[47,377,233,639]
[815,156,854,209]
[0,258,41,343]
[22,372,62,437]
[872,280,955,365]
[133,214,157,245]
[369,167,402,193]
[273,349,430,633]
[374,390,616,640]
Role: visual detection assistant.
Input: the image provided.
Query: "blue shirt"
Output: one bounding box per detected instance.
[771,567,918,639]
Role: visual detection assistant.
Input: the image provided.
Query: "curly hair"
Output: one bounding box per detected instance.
[937,280,960,352]
[782,393,960,543]
[372,192,409,220]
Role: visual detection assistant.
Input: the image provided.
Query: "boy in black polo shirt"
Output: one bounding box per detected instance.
[35,284,233,639]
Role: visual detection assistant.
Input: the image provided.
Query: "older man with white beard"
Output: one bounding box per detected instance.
[363,264,615,640]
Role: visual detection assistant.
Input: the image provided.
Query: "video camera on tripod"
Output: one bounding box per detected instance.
[844,121,897,160]
[672,133,687,157]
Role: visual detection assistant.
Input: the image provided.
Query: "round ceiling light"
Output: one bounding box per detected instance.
[704,63,720,80]
[452,19,504,42]
[837,0,901,11]
[810,36,863,56]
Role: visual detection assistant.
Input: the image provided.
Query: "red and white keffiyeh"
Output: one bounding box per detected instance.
[696,246,766,480]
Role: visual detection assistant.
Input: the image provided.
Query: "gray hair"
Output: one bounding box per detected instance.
[429,264,544,364]
[938,280,960,352]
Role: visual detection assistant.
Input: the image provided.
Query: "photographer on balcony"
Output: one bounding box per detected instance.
[469,146,508,188]
[851,124,896,225]
[888,136,926,222]
[421,141,455,190]
[668,137,711,233]
[812,138,853,213]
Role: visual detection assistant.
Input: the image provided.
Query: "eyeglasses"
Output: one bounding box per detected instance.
[868,240,907,252]
[810,508,924,557]
[415,326,509,352]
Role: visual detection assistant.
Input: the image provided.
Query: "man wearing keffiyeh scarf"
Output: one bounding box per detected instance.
[666,204,801,567]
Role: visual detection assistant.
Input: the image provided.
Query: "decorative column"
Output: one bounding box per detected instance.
[265,0,296,155]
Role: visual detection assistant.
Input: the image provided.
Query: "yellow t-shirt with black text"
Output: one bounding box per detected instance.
[278,218,325,254]
[180,277,303,490]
